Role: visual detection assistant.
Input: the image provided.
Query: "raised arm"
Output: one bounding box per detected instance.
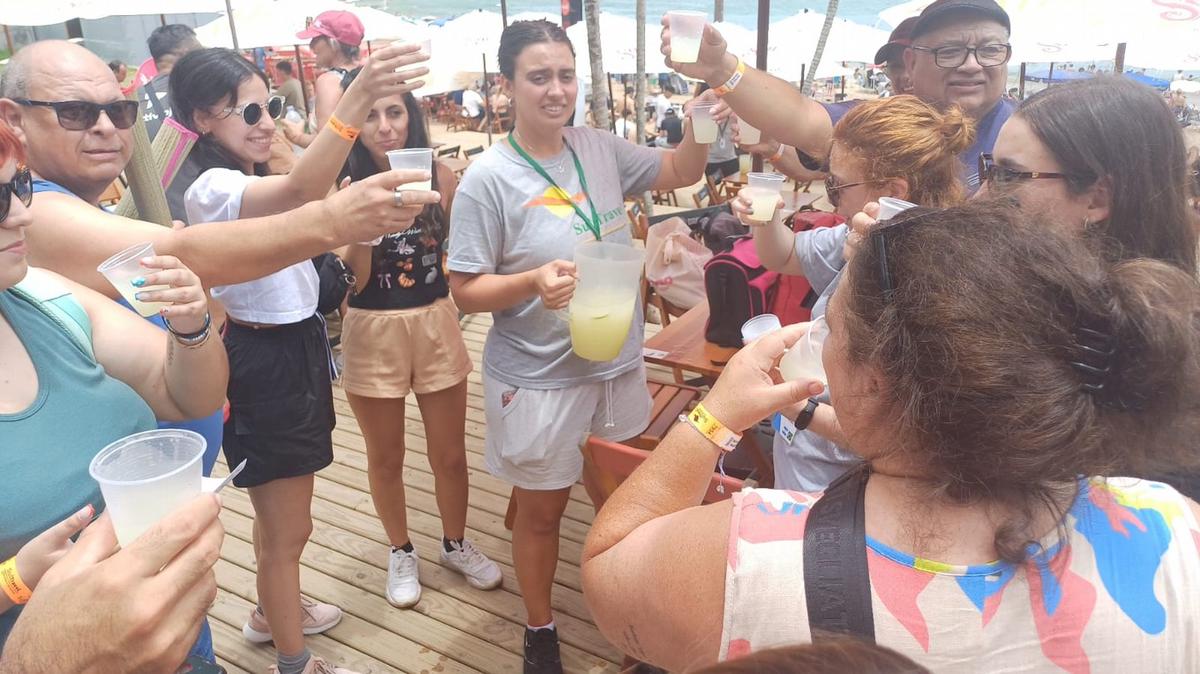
[660,17,834,159]
[239,43,429,218]
[651,97,709,190]
[27,169,438,296]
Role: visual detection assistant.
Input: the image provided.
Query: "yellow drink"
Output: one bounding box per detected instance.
[671,35,702,63]
[748,188,780,222]
[115,282,170,317]
[399,179,432,192]
[569,297,636,361]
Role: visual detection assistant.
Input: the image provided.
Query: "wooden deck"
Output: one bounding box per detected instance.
[209,312,673,674]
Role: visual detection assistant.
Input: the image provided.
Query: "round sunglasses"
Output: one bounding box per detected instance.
[12,99,140,131]
[219,96,285,125]
[1,166,33,223]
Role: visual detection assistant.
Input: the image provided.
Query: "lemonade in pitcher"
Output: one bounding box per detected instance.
[569,295,636,362]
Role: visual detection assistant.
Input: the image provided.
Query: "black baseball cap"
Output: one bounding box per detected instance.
[910,0,1012,39]
[874,17,919,65]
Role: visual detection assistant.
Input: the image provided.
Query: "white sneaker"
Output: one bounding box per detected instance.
[386,547,422,608]
[440,539,503,590]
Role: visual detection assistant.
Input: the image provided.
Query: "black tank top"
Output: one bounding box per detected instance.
[349,214,449,310]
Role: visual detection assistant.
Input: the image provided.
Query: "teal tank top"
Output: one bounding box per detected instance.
[0,287,156,646]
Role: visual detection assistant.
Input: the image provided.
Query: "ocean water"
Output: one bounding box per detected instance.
[382,0,897,30]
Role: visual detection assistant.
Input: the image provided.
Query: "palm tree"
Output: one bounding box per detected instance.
[804,0,839,96]
[714,0,724,22]
[584,0,610,131]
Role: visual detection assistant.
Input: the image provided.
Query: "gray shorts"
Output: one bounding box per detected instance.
[482,366,652,491]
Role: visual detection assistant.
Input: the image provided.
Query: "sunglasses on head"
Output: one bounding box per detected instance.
[13,99,140,131]
[1,166,33,223]
[219,96,285,125]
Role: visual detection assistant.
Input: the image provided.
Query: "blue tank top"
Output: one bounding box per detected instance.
[0,288,157,646]
[31,178,224,474]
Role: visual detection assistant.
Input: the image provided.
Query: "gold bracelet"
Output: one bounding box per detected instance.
[327,115,360,141]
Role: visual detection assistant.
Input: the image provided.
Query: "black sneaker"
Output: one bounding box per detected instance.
[523,627,563,674]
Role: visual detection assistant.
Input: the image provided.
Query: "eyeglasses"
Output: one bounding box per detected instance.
[910,43,1011,69]
[823,175,898,209]
[219,97,284,125]
[12,99,140,131]
[978,154,1090,188]
[1,166,33,223]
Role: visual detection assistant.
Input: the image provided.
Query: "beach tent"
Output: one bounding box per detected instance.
[1124,72,1171,90]
[765,11,889,82]
[565,11,661,78]
[193,0,427,50]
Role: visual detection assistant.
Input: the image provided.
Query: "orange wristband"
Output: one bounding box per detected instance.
[0,558,32,605]
[327,115,360,141]
[713,58,747,97]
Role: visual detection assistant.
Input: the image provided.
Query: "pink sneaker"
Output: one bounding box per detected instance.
[242,597,344,643]
[267,655,360,674]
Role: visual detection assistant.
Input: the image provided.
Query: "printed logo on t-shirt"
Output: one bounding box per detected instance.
[523,186,585,218]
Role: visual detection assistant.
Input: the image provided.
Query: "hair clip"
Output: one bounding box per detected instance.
[1069,324,1116,393]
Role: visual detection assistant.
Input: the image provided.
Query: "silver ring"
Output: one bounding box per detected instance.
[393,189,405,208]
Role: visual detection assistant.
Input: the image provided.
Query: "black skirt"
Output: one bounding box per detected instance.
[222,314,336,488]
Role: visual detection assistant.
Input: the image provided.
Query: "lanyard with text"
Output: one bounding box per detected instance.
[507,132,603,241]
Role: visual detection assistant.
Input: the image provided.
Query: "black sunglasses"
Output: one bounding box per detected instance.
[978,153,1089,188]
[219,96,285,125]
[1,166,33,223]
[13,98,140,131]
[870,208,935,305]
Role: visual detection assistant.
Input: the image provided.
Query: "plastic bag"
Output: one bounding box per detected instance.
[645,216,712,310]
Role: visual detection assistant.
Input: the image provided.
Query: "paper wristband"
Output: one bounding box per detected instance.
[327,115,360,142]
[714,58,747,97]
[0,558,32,605]
[684,403,741,452]
[768,144,788,163]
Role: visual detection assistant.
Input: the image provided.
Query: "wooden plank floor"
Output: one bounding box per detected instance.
[210,312,675,674]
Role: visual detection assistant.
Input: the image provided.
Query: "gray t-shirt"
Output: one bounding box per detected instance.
[448,127,664,389]
[774,223,859,492]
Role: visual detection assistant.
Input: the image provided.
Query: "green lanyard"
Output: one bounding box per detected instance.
[507,132,603,241]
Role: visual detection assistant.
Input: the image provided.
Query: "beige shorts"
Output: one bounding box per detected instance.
[340,296,473,398]
[482,365,652,491]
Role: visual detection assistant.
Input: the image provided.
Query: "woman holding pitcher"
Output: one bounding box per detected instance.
[447,19,707,673]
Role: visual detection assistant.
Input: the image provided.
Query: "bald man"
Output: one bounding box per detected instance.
[0,41,433,298]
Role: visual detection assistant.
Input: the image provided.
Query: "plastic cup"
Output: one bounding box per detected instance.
[876,197,919,221]
[738,120,761,145]
[387,148,433,191]
[97,242,169,318]
[89,429,206,547]
[741,313,782,345]
[746,172,786,222]
[569,241,646,362]
[690,103,719,144]
[778,317,830,385]
[668,11,706,63]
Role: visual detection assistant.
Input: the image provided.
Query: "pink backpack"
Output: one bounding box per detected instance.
[703,237,780,347]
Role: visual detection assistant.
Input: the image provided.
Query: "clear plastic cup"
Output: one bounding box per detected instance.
[690,102,718,144]
[778,317,830,385]
[387,148,434,191]
[668,11,707,64]
[746,172,786,222]
[741,313,782,345]
[738,120,761,145]
[876,197,919,221]
[89,429,207,547]
[97,242,169,318]
[569,241,646,362]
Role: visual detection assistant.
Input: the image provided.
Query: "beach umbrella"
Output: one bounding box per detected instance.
[1124,71,1171,90]
[565,11,659,78]
[766,11,889,81]
[1024,67,1093,84]
[194,0,427,50]
[1172,79,1200,94]
[0,0,225,26]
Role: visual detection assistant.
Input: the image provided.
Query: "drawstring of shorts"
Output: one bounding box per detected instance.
[604,378,615,429]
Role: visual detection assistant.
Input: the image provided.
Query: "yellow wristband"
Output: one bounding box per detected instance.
[713,58,747,97]
[327,115,360,141]
[683,403,742,452]
[0,558,32,605]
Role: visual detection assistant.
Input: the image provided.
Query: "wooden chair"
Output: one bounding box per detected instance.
[487,108,510,134]
[98,179,124,208]
[437,144,461,159]
[651,189,678,207]
[446,106,471,132]
[626,199,648,241]
[705,173,728,204]
[692,183,712,209]
[464,145,485,159]
[582,437,745,511]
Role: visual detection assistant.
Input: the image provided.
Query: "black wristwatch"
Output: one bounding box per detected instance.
[794,399,821,431]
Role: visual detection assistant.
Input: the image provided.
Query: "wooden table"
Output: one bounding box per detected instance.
[643,300,738,380]
[441,157,470,177]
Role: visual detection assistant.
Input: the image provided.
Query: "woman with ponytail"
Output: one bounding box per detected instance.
[730,95,975,492]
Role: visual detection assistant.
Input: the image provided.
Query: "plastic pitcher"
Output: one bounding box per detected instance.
[89,429,206,547]
[569,241,646,361]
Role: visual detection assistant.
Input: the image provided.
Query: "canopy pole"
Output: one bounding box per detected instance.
[159,14,167,27]
[294,45,310,117]
[1047,61,1055,87]
[753,0,768,173]
[1114,43,1127,74]
[500,0,508,27]
[1018,62,1026,100]
[224,0,240,51]
[483,54,493,145]
[607,73,616,133]
[3,25,13,55]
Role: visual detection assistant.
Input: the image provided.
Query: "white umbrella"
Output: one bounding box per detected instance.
[1172,79,1200,94]
[565,11,661,78]
[767,12,890,81]
[194,0,427,51]
[2,0,226,27]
